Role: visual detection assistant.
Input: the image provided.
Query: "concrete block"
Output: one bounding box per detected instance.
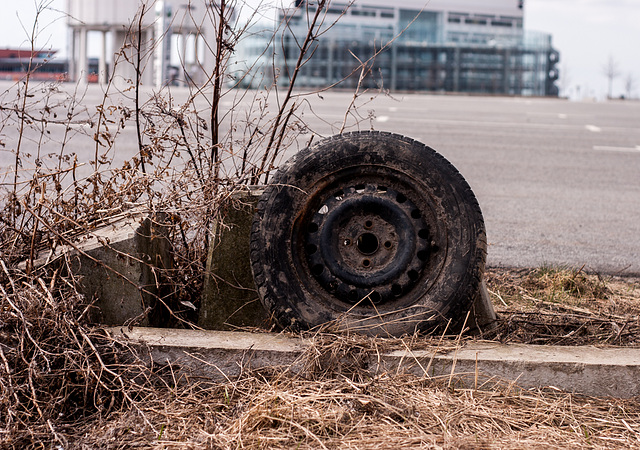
[24,210,173,326]
[111,327,640,398]
[468,280,497,331]
[199,188,270,330]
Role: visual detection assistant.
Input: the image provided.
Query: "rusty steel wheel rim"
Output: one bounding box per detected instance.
[295,168,446,309]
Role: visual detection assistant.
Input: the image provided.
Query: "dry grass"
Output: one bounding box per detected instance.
[60,372,640,449]
[3,266,640,449]
[485,267,640,346]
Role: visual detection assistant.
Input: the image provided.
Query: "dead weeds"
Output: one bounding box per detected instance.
[2,266,640,449]
[63,372,640,449]
[485,267,640,346]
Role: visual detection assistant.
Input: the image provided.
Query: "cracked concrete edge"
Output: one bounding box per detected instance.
[109,327,307,379]
[378,343,640,398]
[108,327,640,398]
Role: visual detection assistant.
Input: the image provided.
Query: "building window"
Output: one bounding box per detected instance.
[352,10,376,17]
[491,20,513,27]
[465,18,487,25]
[398,10,440,43]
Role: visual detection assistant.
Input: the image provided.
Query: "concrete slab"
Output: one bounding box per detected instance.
[469,280,497,330]
[110,327,640,398]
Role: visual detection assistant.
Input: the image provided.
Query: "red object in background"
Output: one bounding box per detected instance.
[0,48,69,82]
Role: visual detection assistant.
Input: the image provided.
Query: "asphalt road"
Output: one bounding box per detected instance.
[294,92,640,276]
[2,82,638,275]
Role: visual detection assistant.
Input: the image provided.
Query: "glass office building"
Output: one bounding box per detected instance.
[237,0,559,96]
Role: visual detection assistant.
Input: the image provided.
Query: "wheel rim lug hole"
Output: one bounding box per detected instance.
[343,239,351,246]
[364,220,373,229]
[384,241,392,249]
[362,259,371,267]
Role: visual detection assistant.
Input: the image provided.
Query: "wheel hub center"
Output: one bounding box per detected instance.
[337,214,397,271]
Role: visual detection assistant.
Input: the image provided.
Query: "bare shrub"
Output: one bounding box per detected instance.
[0,0,391,444]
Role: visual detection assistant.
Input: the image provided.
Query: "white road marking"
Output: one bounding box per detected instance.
[377,116,390,122]
[558,113,567,119]
[593,145,640,153]
[315,115,640,133]
[585,124,602,132]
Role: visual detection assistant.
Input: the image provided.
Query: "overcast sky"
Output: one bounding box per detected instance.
[2,0,639,99]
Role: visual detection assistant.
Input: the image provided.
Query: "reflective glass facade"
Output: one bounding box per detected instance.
[236,0,559,96]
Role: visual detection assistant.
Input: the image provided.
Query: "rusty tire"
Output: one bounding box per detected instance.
[250,131,486,336]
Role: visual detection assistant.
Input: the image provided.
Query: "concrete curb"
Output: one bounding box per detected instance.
[110,327,307,379]
[377,343,640,398]
[109,327,640,398]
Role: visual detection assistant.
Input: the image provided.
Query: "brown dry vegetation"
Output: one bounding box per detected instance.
[46,373,640,449]
[2,265,640,449]
[485,267,640,346]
